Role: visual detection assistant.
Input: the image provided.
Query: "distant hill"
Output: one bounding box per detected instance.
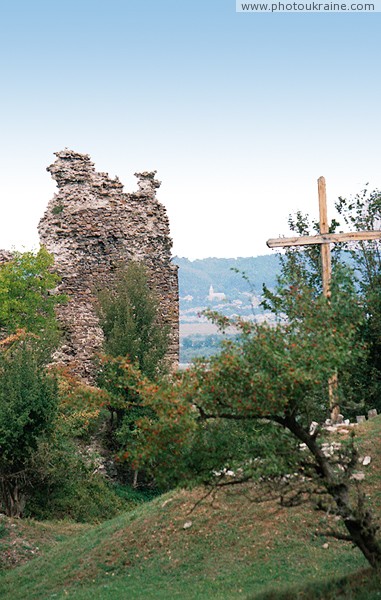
[173,255,281,303]
[173,255,282,362]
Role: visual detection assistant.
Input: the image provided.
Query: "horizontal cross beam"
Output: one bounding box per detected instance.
[267,230,381,249]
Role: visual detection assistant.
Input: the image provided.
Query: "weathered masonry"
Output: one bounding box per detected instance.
[38,149,179,381]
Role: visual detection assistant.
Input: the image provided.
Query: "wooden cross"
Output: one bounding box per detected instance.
[266,176,381,422]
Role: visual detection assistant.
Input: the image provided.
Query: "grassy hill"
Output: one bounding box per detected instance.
[1,417,381,599]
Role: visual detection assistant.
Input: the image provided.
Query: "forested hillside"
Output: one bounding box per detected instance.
[173,254,282,362]
[174,254,281,301]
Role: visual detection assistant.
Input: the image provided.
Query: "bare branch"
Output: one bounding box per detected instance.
[187,486,217,515]
[317,530,354,542]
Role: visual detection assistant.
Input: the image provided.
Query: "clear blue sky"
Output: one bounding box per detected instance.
[0,0,380,258]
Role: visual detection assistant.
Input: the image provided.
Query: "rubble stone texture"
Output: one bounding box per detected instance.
[0,250,13,264]
[38,149,179,382]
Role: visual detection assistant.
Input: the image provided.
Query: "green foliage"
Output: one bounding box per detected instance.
[262,211,356,318]
[0,248,67,517]
[273,196,381,414]
[180,333,237,363]
[26,435,125,523]
[262,211,371,415]
[336,187,381,410]
[0,521,7,540]
[112,482,161,504]
[97,263,171,485]
[273,194,381,413]
[0,247,64,345]
[278,211,342,293]
[20,367,128,523]
[0,336,58,471]
[0,333,58,516]
[99,356,151,441]
[116,264,381,568]
[199,293,361,424]
[0,354,126,523]
[97,262,169,379]
[56,368,108,440]
[171,419,299,487]
[51,204,64,214]
[97,357,195,484]
[97,357,160,483]
[115,284,361,486]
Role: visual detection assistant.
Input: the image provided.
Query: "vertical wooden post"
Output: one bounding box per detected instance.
[318,176,331,299]
[318,176,339,421]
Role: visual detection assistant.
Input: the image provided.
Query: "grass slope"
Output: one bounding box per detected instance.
[1,417,381,599]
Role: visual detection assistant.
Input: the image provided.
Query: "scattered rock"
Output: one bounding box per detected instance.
[324,426,337,433]
[351,472,365,481]
[324,419,356,434]
[309,421,319,435]
[321,441,342,457]
[368,409,378,419]
[183,521,192,530]
[356,416,366,423]
[337,428,351,435]
[161,499,173,508]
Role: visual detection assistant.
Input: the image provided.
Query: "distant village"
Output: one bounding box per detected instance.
[175,256,281,363]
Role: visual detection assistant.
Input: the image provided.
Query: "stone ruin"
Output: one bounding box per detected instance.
[0,250,13,265]
[36,149,179,382]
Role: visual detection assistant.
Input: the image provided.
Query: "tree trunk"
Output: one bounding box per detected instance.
[283,415,381,569]
[133,470,139,488]
[0,476,26,517]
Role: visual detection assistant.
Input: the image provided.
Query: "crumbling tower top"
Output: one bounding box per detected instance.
[134,171,161,197]
[38,149,179,381]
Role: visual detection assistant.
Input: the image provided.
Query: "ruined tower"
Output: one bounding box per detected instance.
[38,149,179,381]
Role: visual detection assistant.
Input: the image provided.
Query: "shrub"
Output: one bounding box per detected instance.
[26,435,125,523]
[0,332,58,517]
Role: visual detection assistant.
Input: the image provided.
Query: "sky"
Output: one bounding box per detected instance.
[0,0,380,259]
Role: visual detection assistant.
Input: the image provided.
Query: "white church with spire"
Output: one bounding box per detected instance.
[207,285,226,303]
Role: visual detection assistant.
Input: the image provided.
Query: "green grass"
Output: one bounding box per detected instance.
[1,418,381,599]
[0,490,369,599]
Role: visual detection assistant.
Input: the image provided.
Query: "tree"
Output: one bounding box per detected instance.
[336,187,381,410]
[261,211,369,416]
[0,332,58,517]
[0,247,63,345]
[117,274,381,569]
[96,262,170,485]
[97,262,169,379]
[273,196,381,415]
[0,248,65,516]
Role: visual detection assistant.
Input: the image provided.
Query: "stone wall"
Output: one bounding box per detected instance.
[0,250,13,265]
[38,149,179,382]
